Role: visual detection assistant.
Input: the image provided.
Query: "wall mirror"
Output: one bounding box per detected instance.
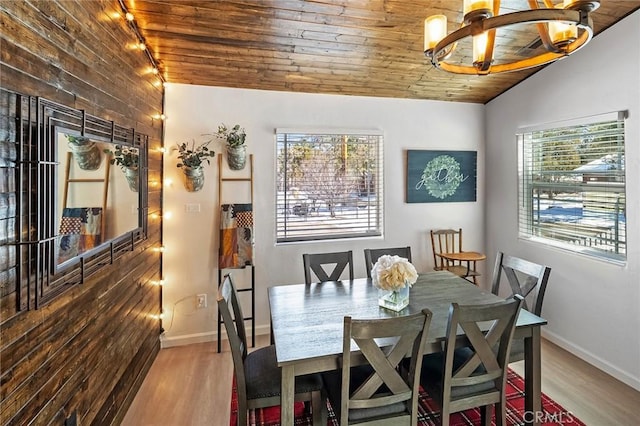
[13,96,148,309]
[55,129,142,270]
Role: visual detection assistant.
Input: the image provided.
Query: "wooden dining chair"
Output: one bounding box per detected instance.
[363,246,412,279]
[217,274,327,426]
[491,252,552,363]
[418,296,524,426]
[430,228,480,284]
[303,250,354,284]
[322,309,433,425]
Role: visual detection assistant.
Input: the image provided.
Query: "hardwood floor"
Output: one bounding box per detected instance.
[122,336,640,426]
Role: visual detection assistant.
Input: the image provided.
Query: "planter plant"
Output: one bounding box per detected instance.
[104,145,140,192]
[217,123,247,170]
[175,140,216,192]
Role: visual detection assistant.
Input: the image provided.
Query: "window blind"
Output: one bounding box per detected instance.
[275,130,383,243]
[517,113,626,261]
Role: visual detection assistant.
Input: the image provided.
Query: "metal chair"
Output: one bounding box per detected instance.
[322,309,433,425]
[418,296,524,426]
[303,250,354,284]
[491,252,551,363]
[363,246,412,279]
[217,274,327,426]
[430,228,481,284]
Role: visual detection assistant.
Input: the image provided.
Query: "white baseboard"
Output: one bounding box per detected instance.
[160,324,271,349]
[542,329,640,391]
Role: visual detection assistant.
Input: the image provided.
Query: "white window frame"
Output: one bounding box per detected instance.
[517,111,627,263]
[275,128,383,244]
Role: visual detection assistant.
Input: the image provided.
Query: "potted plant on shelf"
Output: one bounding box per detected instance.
[66,134,102,170]
[104,145,140,192]
[175,140,216,192]
[217,123,247,170]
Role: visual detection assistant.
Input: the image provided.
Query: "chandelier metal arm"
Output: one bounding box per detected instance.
[430,8,593,75]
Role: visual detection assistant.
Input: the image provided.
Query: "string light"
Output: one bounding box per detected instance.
[151,211,172,220]
[117,0,165,85]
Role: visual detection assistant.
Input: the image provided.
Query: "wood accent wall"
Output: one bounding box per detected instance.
[0,1,164,424]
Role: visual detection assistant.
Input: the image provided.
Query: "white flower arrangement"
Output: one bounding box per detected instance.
[371,255,418,291]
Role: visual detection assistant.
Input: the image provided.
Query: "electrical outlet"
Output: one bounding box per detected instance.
[196,293,207,309]
[185,203,201,213]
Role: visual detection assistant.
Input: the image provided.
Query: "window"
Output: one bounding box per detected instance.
[276,129,383,243]
[518,112,626,262]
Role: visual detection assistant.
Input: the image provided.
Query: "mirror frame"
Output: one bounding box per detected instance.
[16,96,148,309]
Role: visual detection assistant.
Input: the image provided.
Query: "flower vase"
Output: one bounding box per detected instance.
[182,166,205,192]
[226,145,246,170]
[378,284,410,312]
[124,167,139,192]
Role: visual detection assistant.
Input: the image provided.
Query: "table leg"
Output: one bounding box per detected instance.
[281,364,295,426]
[524,327,542,426]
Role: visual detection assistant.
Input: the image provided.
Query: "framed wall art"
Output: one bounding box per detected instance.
[406,150,477,203]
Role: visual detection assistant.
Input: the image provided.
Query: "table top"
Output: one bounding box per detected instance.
[268,271,546,366]
[438,251,487,261]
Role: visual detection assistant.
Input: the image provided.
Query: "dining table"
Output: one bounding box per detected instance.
[268,270,547,426]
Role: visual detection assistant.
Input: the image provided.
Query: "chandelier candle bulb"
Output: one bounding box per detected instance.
[549,3,578,47]
[463,0,493,22]
[424,15,447,52]
[549,20,577,47]
[473,31,489,65]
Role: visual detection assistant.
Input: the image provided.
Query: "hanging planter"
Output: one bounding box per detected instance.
[217,123,247,170]
[226,144,247,170]
[182,166,205,192]
[124,167,139,192]
[67,135,102,170]
[104,145,140,192]
[175,140,216,192]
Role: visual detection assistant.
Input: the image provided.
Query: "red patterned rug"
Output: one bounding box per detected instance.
[230,369,583,425]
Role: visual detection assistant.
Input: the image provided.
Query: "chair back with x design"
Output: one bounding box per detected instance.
[431,296,524,425]
[363,246,412,279]
[303,250,354,284]
[490,252,551,316]
[324,309,432,426]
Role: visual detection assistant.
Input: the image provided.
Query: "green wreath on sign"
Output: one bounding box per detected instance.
[422,155,464,199]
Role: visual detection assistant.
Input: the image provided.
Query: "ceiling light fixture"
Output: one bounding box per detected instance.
[424,0,599,75]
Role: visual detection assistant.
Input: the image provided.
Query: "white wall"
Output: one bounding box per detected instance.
[161,87,484,347]
[485,11,640,390]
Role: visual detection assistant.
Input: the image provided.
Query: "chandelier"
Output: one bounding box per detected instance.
[423,0,600,75]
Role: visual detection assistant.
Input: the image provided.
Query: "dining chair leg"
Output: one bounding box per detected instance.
[480,405,493,426]
[496,401,506,426]
[310,390,326,426]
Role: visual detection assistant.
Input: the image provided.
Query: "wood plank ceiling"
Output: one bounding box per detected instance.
[127,0,640,103]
